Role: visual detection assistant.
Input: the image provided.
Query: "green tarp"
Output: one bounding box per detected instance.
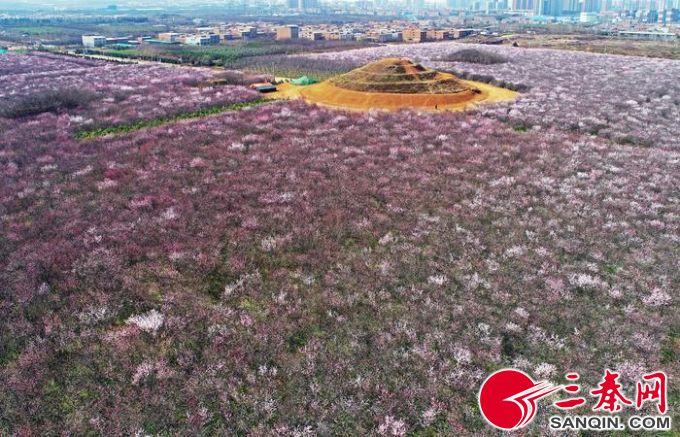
[290,76,317,86]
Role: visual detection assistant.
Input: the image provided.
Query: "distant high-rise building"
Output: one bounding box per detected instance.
[449,0,477,9]
[657,8,668,23]
[535,0,562,14]
[647,8,659,21]
[563,0,581,13]
[287,0,319,10]
[485,0,509,11]
[581,0,602,12]
[512,0,534,9]
[403,0,425,9]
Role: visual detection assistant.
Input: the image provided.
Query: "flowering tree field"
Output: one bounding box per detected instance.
[0,52,260,127]
[0,51,107,75]
[304,42,680,150]
[0,52,678,435]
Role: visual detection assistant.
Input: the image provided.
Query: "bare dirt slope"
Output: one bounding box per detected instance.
[269,57,517,111]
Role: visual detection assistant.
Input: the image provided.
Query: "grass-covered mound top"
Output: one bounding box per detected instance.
[328,57,471,94]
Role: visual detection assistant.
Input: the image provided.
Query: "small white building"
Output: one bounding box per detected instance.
[184,34,220,46]
[82,35,107,48]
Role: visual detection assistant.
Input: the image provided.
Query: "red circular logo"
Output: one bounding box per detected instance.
[479,369,557,430]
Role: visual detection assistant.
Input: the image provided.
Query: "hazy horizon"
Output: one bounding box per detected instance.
[2,0,448,9]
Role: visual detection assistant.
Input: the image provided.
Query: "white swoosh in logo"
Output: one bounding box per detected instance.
[504,381,563,429]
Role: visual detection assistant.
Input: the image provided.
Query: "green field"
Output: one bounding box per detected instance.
[79,40,364,81]
[88,39,372,65]
[75,99,271,140]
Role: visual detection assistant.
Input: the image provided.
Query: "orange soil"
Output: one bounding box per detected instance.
[269,79,517,112]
